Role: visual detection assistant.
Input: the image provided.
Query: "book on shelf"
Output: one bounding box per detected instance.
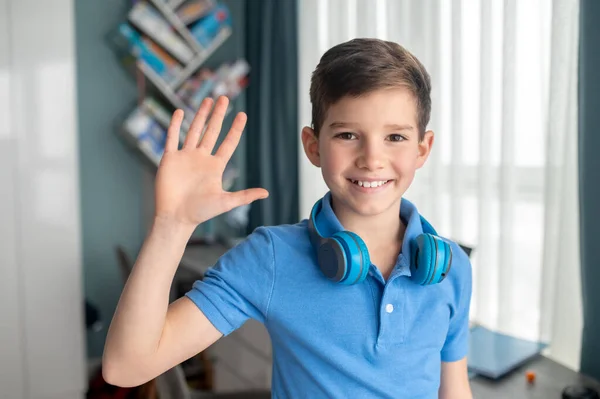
[123,107,167,166]
[141,97,191,143]
[168,0,188,10]
[177,59,249,111]
[189,3,231,48]
[176,0,217,25]
[129,1,195,64]
[143,37,183,74]
[122,104,242,182]
[211,59,250,98]
[117,23,183,85]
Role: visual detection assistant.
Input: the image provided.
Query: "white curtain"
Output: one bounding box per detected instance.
[298,0,581,370]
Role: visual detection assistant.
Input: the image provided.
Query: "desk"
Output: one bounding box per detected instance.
[470,355,600,398]
[172,244,230,302]
[180,243,231,276]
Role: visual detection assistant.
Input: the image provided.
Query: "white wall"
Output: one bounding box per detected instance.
[0,1,86,398]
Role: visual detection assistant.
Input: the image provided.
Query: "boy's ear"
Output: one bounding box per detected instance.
[301,126,321,167]
[416,130,434,169]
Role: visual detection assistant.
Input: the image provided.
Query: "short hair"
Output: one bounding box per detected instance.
[309,38,432,140]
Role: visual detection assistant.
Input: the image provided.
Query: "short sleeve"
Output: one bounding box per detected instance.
[440,244,473,362]
[185,226,275,336]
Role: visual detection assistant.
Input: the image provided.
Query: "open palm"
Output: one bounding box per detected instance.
[155,96,268,228]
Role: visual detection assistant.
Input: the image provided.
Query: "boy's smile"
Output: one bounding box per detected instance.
[348,178,392,192]
[302,87,434,224]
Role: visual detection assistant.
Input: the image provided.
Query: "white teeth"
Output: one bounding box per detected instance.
[352,180,389,188]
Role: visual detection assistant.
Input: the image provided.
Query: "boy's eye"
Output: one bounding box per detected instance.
[388,134,407,142]
[335,132,357,140]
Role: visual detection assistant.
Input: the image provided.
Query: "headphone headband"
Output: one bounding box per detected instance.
[310,197,438,238]
[308,200,327,248]
[308,195,452,286]
[419,214,437,236]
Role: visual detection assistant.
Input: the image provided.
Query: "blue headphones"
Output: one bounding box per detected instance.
[308,198,452,285]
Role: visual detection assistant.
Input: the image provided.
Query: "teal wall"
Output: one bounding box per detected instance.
[578,0,600,381]
[75,1,145,359]
[75,0,247,359]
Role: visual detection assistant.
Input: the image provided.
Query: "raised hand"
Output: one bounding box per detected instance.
[154,96,268,228]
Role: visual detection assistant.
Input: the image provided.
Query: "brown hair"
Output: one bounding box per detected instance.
[309,38,431,140]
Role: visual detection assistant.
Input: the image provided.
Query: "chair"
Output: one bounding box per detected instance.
[155,364,271,399]
[116,245,134,283]
[458,243,474,258]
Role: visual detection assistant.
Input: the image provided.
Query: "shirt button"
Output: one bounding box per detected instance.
[385,304,394,313]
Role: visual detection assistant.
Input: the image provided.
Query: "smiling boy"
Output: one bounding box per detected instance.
[103,38,473,398]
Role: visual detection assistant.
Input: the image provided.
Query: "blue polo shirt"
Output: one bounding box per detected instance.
[186,192,472,398]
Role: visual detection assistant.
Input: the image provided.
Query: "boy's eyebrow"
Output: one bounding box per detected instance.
[328,121,414,131]
[384,124,414,131]
[328,121,358,129]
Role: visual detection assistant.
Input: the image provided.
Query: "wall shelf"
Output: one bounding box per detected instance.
[116,0,247,163]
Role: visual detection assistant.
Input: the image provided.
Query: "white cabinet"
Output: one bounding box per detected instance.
[0,1,86,398]
[0,3,26,397]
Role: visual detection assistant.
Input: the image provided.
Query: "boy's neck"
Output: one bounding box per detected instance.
[330,195,406,253]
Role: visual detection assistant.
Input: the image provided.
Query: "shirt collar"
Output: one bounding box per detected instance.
[315,191,425,277]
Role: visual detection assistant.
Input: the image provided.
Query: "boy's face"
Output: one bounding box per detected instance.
[302,87,433,218]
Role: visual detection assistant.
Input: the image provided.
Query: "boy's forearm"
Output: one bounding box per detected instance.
[103,217,195,370]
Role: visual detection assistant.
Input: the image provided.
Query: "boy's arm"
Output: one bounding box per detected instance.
[102,96,268,387]
[103,218,222,387]
[439,243,473,398]
[439,358,473,399]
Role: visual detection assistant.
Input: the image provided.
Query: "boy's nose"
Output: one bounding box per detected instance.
[356,142,385,170]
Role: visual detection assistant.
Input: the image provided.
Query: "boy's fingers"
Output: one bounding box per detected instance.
[165,109,184,153]
[198,96,229,153]
[183,98,213,149]
[216,112,247,160]
[224,188,269,210]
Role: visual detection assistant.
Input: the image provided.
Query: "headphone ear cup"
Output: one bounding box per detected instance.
[411,234,452,285]
[332,231,370,285]
[317,237,348,282]
[429,236,452,284]
[411,234,435,285]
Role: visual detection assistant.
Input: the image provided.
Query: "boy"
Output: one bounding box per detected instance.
[103,38,473,398]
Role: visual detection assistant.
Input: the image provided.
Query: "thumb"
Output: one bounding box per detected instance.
[224,188,269,209]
